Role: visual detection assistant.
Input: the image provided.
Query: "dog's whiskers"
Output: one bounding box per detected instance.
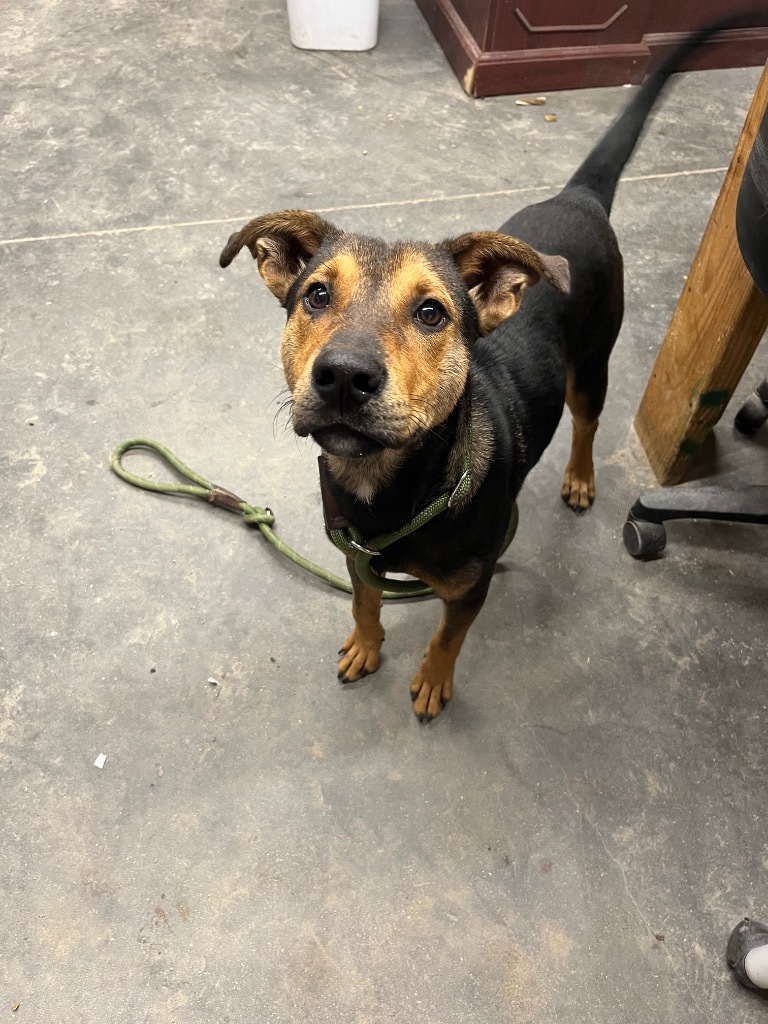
[271,388,295,438]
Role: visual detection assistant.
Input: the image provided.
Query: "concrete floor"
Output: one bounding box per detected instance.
[2,1,767,1021]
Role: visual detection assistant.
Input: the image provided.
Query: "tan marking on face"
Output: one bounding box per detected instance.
[324,252,361,310]
[280,251,362,392]
[388,251,455,318]
[380,249,469,436]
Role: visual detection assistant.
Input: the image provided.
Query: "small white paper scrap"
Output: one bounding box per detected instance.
[94,753,107,769]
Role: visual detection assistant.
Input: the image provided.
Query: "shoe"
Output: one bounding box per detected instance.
[727,917,768,992]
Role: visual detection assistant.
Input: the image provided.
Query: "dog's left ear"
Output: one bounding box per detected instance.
[440,231,570,334]
[219,210,339,304]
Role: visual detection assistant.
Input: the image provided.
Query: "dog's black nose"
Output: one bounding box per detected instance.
[311,349,385,408]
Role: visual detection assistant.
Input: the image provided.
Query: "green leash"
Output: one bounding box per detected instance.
[110,438,518,601]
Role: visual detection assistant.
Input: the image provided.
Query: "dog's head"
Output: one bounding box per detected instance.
[220,210,569,460]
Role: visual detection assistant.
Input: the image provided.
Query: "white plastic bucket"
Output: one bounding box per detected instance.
[286,0,380,51]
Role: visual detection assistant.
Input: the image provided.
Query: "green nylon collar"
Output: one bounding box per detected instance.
[324,424,475,596]
[323,412,520,597]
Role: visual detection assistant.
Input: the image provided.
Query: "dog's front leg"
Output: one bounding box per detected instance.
[337,558,385,683]
[410,580,489,722]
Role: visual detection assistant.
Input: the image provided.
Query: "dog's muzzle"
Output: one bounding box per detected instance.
[291,347,399,457]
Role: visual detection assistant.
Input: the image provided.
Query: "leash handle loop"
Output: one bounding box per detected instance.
[111,438,217,498]
[110,438,427,601]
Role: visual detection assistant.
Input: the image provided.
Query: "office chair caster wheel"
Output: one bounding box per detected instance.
[623,518,666,559]
[735,392,768,436]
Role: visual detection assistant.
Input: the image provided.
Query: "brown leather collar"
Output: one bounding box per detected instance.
[318,456,349,531]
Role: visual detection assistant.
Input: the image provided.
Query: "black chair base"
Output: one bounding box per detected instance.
[624,485,768,559]
[735,378,768,436]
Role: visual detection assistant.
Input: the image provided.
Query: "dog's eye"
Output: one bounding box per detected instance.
[414,300,447,330]
[305,283,330,311]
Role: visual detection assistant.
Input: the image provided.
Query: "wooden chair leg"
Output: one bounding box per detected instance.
[635,62,768,486]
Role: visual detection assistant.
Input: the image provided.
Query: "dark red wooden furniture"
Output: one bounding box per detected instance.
[414,0,768,96]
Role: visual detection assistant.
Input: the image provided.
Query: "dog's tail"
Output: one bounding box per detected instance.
[565,9,768,213]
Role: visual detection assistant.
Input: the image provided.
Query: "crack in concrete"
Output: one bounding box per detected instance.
[0,165,728,249]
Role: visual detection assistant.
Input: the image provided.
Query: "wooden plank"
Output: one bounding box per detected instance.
[634,62,768,486]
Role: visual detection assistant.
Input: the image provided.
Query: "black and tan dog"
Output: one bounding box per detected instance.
[220,17,761,721]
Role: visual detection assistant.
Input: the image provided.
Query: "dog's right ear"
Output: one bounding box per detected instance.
[219,210,339,304]
[440,231,570,334]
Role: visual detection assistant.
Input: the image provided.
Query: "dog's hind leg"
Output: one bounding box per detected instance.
[337,559,385,683]
[561,367,606,512]
[562,286,622,511]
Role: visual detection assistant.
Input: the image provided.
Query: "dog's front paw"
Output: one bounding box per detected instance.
[410,667,453,722]
[337,628,384,683]
[561,464,595,512]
